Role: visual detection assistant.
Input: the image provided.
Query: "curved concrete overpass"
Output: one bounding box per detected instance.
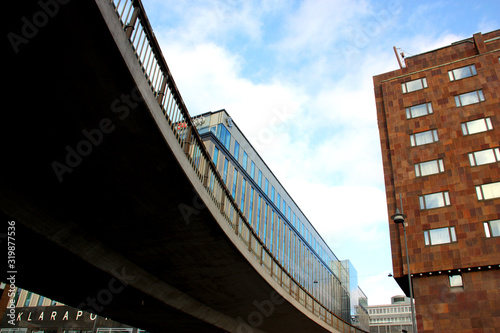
[3,1,364,332]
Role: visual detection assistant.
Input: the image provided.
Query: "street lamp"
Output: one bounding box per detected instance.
[391,208,418,333]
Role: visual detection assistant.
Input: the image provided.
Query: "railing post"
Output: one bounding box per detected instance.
[125,4,140,39]
[234,214,239,235]
[183,126,193,157]
[280,266,283,287]
[157,74,168,105]
[203,161,210,188]
[270,258,273,277]
[248,234,253,252]
[220,192,225,215]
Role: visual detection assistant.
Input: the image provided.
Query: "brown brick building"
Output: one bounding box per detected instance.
[373,30,500,332]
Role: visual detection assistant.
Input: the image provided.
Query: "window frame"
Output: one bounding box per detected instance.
[468,147,500,166]
[483,219,500,238]
[449,274,463,288]
[240,178,246,213]
[448,64,477,81]
[415,158,445,177]
[231,169,238,199]
[248,187,254,223]
[423,226,457,246]
[406,102,433,119]
[410,129,439,147]
[461,117,493,136]
[256,195,261,234]
[476,182,500,201]
[37,295,45,306]
[402,77,428,93]
[419,191,451,210]
[216,123,231,150]
[242,151,248,171]
[24,291,32,306]
[454,89,485,107]
[233,140,240,161]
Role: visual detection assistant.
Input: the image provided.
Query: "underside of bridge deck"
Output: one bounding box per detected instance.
[2,1,339,332]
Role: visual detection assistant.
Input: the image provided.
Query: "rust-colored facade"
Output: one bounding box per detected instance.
[373,30,500,332]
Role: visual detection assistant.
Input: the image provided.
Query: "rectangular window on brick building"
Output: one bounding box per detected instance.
[410,129,439,146]
[448,64,477,81]
[415,159,445,177]
[461,117,493,135]
[419,191,451,209]
[484,219,500,238]
[468,147,500,166]
[454,89,485,106]
[402,77,427,93]
[424,226,457,245]
[476,182,500,200]
[406,102,433,119]
[449,274,463,287]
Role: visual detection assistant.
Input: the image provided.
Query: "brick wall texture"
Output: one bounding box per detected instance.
[373,30,500,332]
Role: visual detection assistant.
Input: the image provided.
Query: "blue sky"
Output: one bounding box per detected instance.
[140,0,499,305]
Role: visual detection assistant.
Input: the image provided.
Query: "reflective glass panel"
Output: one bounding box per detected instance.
[406,102,433,119]
[470,148,500,166]
[477,182,500,200]
[462,117,493,135]
[402,78,427,93]
[222,159,228,183]
[420,192,450,209]
[240,179,246,212]
[448,64,476,81]
[415,159,443,177]
[424,227,456,245]
[242,151,248,170]
[455,90,484,106]
[490,220,500,237]
[232,170,238,198]
[233,140,240,160]
[411,130,438,146]
[449,274,463,287]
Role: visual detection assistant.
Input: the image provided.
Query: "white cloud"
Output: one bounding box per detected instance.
[151,6,399,304]
[282,179,387,241]
[155,39,309,142]
[400,32,466,57]
[142,0,500,308]
[360,272,405,306]
[144,0,269,45]
[275,0,372,56]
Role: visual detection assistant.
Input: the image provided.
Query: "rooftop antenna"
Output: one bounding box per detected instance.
[393,46,406,69]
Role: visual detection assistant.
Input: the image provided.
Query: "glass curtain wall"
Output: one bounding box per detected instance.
[200,117,347,317]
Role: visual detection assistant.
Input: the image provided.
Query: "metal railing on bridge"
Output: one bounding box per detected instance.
[109,1,367,332]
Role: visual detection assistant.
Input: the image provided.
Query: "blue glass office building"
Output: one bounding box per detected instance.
[194,109,367,328]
